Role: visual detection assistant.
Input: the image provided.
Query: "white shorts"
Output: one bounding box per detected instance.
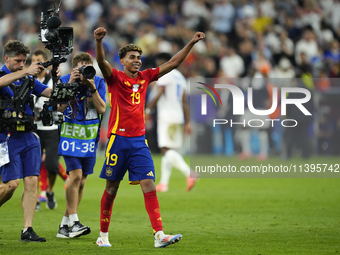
[157,122,184,149]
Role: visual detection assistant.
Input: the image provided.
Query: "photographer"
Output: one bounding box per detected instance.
[56,52,106,238]
[0,40,52,242]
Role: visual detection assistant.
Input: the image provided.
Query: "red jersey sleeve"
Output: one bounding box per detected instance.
[142,67,159,83]
[105,68,118,87]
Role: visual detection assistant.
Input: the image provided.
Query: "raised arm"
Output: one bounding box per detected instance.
[94,27,113,79]
[158,32,205,78]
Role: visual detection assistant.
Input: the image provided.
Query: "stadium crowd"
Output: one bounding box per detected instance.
[1,0,340,157]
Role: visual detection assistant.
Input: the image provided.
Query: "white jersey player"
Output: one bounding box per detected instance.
[146,53,197,192]
[157,69,186,149]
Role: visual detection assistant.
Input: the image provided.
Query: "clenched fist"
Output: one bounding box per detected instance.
[190,32,205,44]
[94,27,107,41]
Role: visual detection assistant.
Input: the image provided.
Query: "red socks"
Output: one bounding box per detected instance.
[39,163,48,191]
[100,190,163,233]
[39,162,68,191]
[58,163,68,181]
[144,191,163,233]
[100,190,115,233]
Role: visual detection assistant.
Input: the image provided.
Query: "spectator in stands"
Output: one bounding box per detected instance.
[220,46,244,78]
[324,39,340,64]
[295,26,318,65]
[211,0,235,34]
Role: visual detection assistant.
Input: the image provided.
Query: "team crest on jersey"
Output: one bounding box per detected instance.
[132,84,140,92]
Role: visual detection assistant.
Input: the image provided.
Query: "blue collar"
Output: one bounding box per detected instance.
[1,65,12,75]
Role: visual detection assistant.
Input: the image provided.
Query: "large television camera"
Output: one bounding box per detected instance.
[39,4,73,56]
[39,0,79,126]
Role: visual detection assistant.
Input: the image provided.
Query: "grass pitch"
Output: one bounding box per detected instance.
[0,155,340,255]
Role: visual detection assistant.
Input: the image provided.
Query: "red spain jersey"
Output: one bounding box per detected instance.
[105,67,159,137]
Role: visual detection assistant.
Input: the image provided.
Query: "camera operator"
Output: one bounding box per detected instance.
[0,40,52,242]
[56,52,106,238]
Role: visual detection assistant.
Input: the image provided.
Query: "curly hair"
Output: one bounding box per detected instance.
[72,52,93,68]
[4,40,30,58]
[118,44,143,59]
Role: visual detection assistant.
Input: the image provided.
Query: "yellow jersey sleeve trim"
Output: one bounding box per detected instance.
[111,104,119,134]
[109,92,112,107]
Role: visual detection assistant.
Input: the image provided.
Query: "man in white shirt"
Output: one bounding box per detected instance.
[220,47,245,78]
[32,50,60,210]
[295,27,318,65]
[146,53,197,192]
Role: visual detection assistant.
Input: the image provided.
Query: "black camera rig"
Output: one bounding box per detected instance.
[40,82,80,126]
[39,0,79,126]
[0,74,37,132]
[0,0,77,131]
[39,0,73,57]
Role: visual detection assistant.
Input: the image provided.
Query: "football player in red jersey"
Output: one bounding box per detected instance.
[94,26,204,248]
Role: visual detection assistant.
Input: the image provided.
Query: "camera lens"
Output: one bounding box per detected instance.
[78,65,96,79]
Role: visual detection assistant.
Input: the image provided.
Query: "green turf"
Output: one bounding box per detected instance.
[1,155,340,254]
